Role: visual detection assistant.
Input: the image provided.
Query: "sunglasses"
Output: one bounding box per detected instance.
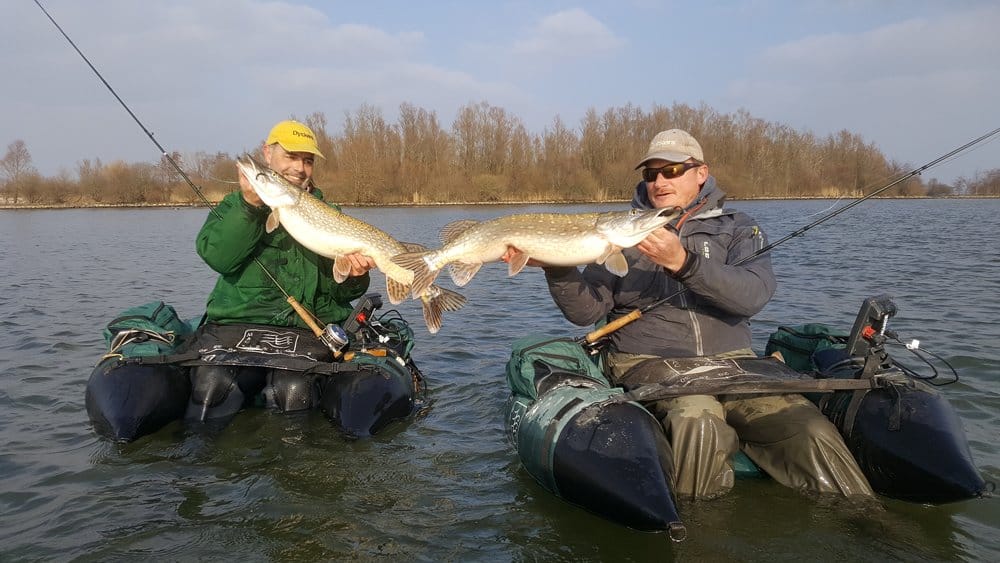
[641,162,701,182]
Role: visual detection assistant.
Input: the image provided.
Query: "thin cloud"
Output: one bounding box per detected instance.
[511,9,625,61]
[725,5,1000,180]
[733,4,1000,96]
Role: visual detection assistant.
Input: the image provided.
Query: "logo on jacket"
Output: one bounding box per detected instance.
[702,241,711,259]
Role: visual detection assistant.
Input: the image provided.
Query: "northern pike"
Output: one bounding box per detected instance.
[391,207,681,297]
[236,154,466,333]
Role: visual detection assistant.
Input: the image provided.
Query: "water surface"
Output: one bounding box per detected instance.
[1,200,997,561]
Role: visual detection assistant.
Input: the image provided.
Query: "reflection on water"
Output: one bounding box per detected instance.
[1,201,997,561]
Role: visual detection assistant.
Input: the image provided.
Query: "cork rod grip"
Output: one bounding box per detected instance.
[585,309,642,344]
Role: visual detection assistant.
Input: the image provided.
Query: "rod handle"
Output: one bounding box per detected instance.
[585,309,642,344]
[287,296,324,338]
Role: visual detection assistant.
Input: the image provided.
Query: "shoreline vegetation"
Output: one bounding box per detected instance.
[4,102,999,206]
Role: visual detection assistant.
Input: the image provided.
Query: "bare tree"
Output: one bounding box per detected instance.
[337,104,400,203]
[1,140,37,204]
[397,102,453,202]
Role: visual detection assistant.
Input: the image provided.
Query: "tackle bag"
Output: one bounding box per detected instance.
[764,324,849,372]
[102,301,198,359]
[506,336,609,400]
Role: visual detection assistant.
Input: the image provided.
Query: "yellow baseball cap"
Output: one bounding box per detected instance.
[265,120,325,159]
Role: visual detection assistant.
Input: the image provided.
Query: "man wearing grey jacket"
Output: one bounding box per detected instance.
[534,129,873,500]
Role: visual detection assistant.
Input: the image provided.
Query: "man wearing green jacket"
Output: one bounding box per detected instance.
[187,120,375,422]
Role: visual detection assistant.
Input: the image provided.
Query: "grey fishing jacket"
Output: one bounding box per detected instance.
[543,177,776,357]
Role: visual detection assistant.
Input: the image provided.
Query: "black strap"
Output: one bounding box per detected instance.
[119,353,365,375]
[620,377,880,402]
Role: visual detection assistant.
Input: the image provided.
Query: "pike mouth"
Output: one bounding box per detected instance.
[650,206,681,218]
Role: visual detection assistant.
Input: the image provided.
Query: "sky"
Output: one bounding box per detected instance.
[4,0,999,186]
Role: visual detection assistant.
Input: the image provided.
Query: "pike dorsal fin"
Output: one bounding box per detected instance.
[440,220,480,245]
[265,210,281,234]
[604,251,629,277]
[400,241,428,253]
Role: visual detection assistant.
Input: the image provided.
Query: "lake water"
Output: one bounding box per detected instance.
[1,200,997,561]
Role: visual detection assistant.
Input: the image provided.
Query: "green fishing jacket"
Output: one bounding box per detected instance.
[197,189,370,328]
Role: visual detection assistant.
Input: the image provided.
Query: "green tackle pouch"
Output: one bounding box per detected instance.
[505,336,609,400]
[764,324,848,372]
[102,301,198,359]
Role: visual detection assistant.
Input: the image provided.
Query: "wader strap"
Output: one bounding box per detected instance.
[620,376,880,403]
[841,389,867,438]
[540,397,585,486]
[118,353,365,375]
[842,377,909,437]
[885,384,902,431]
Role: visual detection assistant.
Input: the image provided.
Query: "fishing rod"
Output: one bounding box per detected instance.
[582,126,1000,346]
[35,0,345,354]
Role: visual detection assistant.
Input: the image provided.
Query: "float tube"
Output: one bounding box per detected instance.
[504,337,684,539]
[503,296,986,535]
[86,294,423,442]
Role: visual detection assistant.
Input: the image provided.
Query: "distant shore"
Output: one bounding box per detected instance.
[2,194,998,211]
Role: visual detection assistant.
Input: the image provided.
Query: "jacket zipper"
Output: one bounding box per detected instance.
[676,221,703,355]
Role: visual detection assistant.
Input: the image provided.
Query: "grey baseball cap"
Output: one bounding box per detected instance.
[635,129,705,169]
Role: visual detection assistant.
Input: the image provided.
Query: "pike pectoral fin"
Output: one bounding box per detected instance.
[507,251,529,276]
[265,211,280,234]
[332,257,352,283]
[448,262,483,287]
[385,276,410,305]
[604,251,629,277]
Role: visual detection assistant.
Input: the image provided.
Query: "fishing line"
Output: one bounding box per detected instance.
[926,131,1000,172]
[745,125,1000,261]
[35,0,334,335]
[795,197,847,221]
[205,176,241,185]
[583,125,1000,345]
[34,0,218,216]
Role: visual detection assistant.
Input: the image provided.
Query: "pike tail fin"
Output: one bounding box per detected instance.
[391,251,440,298]
[385,276,411,305]
[419,285,468,334]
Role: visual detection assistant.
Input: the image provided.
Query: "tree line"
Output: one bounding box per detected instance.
[3,101,998,206]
